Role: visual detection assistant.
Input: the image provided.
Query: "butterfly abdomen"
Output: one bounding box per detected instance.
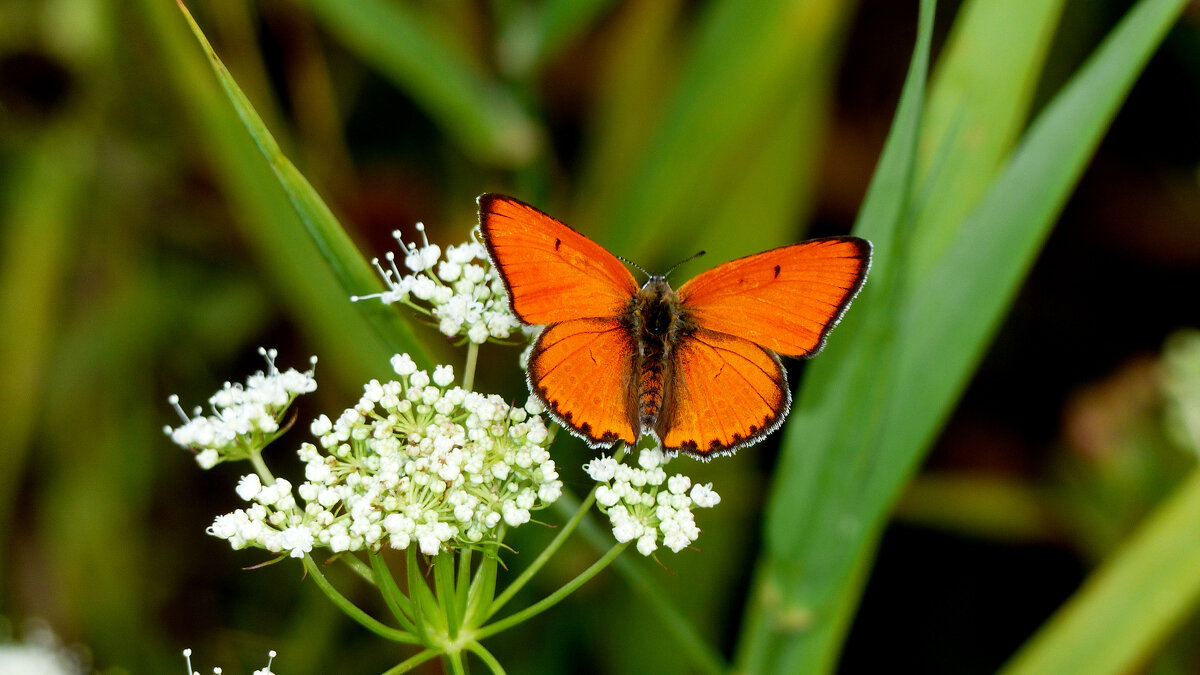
[628,279,689,431]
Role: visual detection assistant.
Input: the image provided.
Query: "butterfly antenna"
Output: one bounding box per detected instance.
[664,250,706,278]
[616,254,653,280]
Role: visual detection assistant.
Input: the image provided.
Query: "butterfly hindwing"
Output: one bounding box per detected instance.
[676,237,871,358]
[479,194,639,325]
[527,318,640,448]
[657,329,789,456]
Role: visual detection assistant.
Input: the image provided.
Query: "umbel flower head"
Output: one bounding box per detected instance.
[165,348,317,469]
[353,224,520,344]
[586,447,721,556]
[209,354,563,557]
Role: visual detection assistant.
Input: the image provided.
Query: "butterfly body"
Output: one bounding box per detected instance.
[479,194,871,458]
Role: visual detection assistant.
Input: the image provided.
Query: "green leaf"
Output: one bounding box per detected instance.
[168,0,432,373]
[1002,469,1200,675]
[303,0,542,167]
[733,2,938,672]
[575,0,855,267]
[910,0,1066,280]
[737,0,1188,670]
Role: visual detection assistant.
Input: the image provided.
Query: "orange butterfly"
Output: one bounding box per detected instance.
[478,194,871,458]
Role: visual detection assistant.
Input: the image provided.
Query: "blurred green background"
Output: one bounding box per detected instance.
[1,0,1199,673]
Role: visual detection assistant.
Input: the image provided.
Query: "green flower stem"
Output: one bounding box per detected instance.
[301,555,421,644]
[485,484,599,621]
[476,542,628,639]
[248,449,276,484]
[434,552,461,639]
[380,648,439,674]
[446,651,467,675]
[466,641,507,674]
[369,551,419,634]
[408,546,446,635]
[561,489,726,675]
[462,341,479,392]
[455,547,473,622]
[340,552,377,586]
[464,545,500,624]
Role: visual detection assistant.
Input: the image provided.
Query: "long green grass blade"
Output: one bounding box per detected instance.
[0,123,88,586]
[739,0,1187,670]
[302,0,541,167]
[911,0,1065,280]
[734,1,937,672]
[169,1,431,373]
[576,0,854,267]
[1003,468,1200,674]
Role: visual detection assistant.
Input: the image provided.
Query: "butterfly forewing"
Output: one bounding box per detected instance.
[478,194,639,325]
[676,237,871,358]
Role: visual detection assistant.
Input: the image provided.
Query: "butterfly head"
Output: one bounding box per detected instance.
[632,277,685,339]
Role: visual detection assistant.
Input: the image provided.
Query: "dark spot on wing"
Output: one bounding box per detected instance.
[555,238,562,251]
[773,264,781,279]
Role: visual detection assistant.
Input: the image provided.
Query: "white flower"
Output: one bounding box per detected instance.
[280,524,314,558]
[587,447,720,556]
[165,349,317,467]
[690,483,721,508]
[236,474,263,501]
[353,226,520,344]
[207,355,561,558]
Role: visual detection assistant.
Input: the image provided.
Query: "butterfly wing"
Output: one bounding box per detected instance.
[478,194,639,325]
[657,330,789,456]
[676,237,871,358]
[527,318,640,447]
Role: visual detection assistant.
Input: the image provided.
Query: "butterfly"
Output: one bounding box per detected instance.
[478,194,871,458]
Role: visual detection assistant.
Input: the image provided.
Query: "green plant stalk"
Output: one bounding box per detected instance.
[446,651,466,675]
[0,122,87,581]
[408,546,447,636]
[339,552,378,586]
[462,342,479,392]
[435,553,461,639]
[466,640,507,675]
[248,450,276,485]
[301,555,420,644]
[476,542,628,639]
[486,485,599,620]
[1002,468,1200,674]
[464,544,501,625]
[370,551,419,633]
[173,0,430,366]
[455,548,473,626]
[381,648,439,675]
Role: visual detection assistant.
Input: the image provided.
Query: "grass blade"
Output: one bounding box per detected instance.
[171,1,432,371]
[576,0,854,267]
[910,0,1066,280]
[303,0,541,167]
[739,0,1187,671]
[734,2,937,672]
[1002,469,1200,675]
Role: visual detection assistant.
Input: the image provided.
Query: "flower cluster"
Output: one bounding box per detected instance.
[353,224,520,344]
[165,348,317,469]
[208,354,562,558]
[585,448,721,556]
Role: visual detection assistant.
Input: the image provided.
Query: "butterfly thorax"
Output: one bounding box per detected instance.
[625,278,691,431]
